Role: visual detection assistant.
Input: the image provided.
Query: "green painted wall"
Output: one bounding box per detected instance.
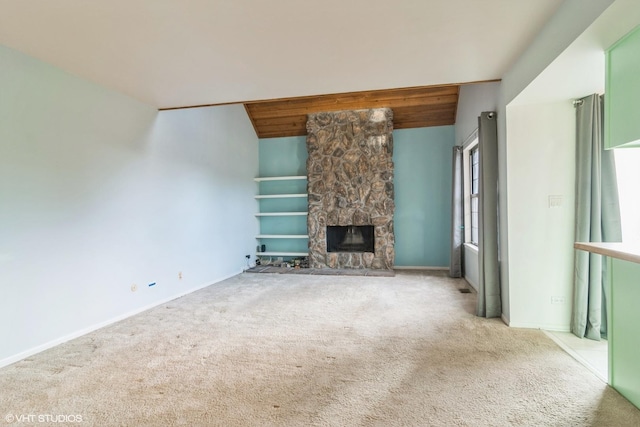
[606,25,640,149]
[610,257,640,409]
[257,127,455,267]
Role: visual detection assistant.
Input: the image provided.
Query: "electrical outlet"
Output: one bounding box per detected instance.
[178,271,183,280]
[131,284,137,292]
[551,296,566,305]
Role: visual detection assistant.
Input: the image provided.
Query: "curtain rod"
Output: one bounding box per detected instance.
[573,99,584,107]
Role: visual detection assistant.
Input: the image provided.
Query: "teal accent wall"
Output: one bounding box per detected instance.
[259,136,308,177]
[257,128,455,267]
[257,137,308,257]
[393,126,455,267]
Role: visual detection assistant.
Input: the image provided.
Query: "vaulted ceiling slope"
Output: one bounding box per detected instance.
[0,0,562,111]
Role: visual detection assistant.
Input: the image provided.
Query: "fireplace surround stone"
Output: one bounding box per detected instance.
[306,108,394,270]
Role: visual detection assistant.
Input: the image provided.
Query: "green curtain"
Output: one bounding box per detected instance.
[450,146,463,278]
[572,94,622,340]
[476,112,501,318]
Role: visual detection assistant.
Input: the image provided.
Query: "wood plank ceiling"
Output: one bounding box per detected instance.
[244,84,460,139]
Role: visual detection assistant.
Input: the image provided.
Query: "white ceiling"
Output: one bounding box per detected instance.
[512,0,640,106]
[0,0,562,109]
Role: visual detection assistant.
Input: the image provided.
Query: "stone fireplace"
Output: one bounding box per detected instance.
[326,225,374,253]
[306,108,394,270]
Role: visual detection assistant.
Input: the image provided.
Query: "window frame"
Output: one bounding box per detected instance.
[462,131,479,247]
[469,146,479,246]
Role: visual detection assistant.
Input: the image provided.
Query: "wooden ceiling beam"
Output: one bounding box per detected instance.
[243,83,466,138]
[245,85,458,108]
[247,95,459,118]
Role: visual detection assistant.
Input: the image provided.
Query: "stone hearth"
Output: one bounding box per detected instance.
[306,108,394,270]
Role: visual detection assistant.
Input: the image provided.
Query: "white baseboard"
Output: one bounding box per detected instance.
[506,320,571,332]
[0,270,242,369]
[497,314,571,332]
[393,266,449,271]
[542,325,571,333]
[464,277,478,292]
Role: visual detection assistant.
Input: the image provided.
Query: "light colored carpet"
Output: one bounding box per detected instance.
[2,271,640,426]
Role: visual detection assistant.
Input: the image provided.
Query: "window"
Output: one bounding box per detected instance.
[615,148,640,241]
[462,134,479,247]
[470,147,479,245]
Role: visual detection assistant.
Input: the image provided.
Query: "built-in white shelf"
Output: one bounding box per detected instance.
[255,193,308,199]
[255,175,308,257]
[254,176,306,182]
[257,251,309,257]
[255,212,307,217]
[256,234,309,239]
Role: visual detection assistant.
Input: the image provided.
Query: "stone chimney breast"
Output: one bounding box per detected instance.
[306,108,394,270]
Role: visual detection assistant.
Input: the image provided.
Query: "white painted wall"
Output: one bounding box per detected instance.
[455,82,500,146]
[0,45,258,366]
[455,82,499,292]
[498,0,616,324]
[501,0,615,106]
[505,101,576,330]
[463,243,479,292]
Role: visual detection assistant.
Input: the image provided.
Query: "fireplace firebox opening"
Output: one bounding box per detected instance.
[327,225,374,253]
